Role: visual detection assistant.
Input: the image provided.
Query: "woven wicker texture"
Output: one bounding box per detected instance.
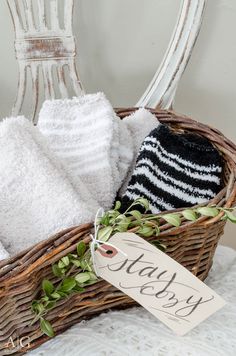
[0,109,236,355]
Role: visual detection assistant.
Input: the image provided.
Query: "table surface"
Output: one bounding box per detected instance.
[29,245,236,356]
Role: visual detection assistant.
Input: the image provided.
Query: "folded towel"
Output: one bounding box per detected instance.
[119,108,159,196]
[121,124,223,213]
[0,117,99,256]
[38,93,121,210]
[38,93,134,210]
[116,118,134,191]
[0,242,9,261]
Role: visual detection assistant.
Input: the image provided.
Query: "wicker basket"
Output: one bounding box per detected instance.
[0,108,236,355]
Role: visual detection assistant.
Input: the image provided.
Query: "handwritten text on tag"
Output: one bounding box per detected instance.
[95,233,226,336]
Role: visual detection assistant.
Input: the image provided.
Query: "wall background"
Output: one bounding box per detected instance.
[0,0,235,249]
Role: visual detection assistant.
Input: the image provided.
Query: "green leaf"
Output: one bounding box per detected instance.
[52,264,63,277]
[58,291,68,297]
[80,259,87,270]
[88,272,98,281]
[61,256,70,266]
[114,201,121,211]
[129,219,141,226]
[116,216,131,230]
[128,210,142,220]
[108,210,120,219]
[77,241,86,257]
[224,210,236,223]
[144,220,156,226]
[137,226,154,237]
[80,258,92,271]
[41,296,49,302]
[97,226,113,242]
[116,214,127,221]
[75,272,91,284]
[71,259,81,267]
[221,214,228,221]
[61,277,77,292]
[42,279,54,296]
[73,286,85,293]
[51,292,61,299]
[40,318,54,338]
[162,213,181,227]
[182,209,197,221]
[151,240,166,252]
[68,253,77,259]
[115,217,131,232]
[115,224,129,233]
[197,207,219,217]
[82,279,98,286]
[58,260,65,269]
[32,301,44,314]
[135,198,149,211]
[45,301,56,310]
[100,214,110,226]
[155,225,160,235]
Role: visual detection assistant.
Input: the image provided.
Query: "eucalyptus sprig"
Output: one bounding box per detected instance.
[97,198,236,247]
[31,241,98,337]
[32,198,236,337]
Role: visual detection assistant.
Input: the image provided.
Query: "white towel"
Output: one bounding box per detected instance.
[0,117,99,256]
[0,242,9,261]
[116,118,134,191]
[119,108,159,195]
[38,93,133,210]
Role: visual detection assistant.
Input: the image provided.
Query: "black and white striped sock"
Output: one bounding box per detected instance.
[121,124,223,213]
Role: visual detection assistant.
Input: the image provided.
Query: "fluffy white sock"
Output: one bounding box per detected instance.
[38,93,131,210]
[0,117,99,256]
[119,108,159,195]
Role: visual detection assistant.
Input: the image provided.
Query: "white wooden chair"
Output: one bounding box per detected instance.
[7,0,206,123]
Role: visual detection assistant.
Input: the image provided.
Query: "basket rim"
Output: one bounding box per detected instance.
[115,107,236,154]
[0,108,236,282]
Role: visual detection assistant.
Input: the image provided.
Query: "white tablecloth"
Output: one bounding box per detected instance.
[30,245,236,356]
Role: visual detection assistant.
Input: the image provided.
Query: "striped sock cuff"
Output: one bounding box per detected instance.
[121,124,223,213]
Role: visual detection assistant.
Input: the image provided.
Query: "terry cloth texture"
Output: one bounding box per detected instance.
[0,242,9,261]
[38,93,134,210]
[0,117,99,256]
[121,124,223,213]
[119,108,159,196]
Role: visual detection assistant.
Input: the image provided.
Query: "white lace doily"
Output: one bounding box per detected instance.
[29,245,236,356]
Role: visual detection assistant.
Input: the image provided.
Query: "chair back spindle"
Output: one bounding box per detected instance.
[7,0,83,123]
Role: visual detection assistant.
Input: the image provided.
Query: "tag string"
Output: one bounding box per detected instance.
[90,208,127,277]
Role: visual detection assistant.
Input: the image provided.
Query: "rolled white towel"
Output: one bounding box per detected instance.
[0,117,99,256]
[38,93,133,210]
[0,241,9,261]
[119,108,159,195]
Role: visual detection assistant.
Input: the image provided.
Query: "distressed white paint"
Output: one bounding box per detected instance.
[136,0,206,109]
[7,0,83,123]
[37,0,46,31]
[8,0,204,121]
[64,0,74,34]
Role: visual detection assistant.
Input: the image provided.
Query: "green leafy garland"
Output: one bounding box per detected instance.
[31,198,236,337]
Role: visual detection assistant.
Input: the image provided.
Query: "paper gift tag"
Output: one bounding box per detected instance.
[94,233,226,336]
